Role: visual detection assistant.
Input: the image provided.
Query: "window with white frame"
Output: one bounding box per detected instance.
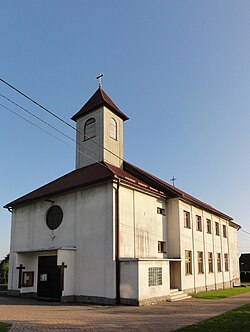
[158,241,166,253]
[148,267,162,286]
[215,222,220,236]
[110,117,117,140]
[207,219,212,234]
[184,211,191,228]
[196,215,202,231]
[157,207,166,215]
[208,252,213,272]
[223,225,227,238]
[224,253,229,271]
[185,250,192,275]
[197,251,204,273]
[84,118,96,141]
[217,253,222,272]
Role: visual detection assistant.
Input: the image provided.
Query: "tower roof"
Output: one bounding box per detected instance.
[71,87,129,121]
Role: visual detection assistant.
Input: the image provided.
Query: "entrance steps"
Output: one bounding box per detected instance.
[167,289,191,302]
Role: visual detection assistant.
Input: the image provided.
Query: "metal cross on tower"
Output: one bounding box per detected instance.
[170,176,177,187]
[96,73,104,88]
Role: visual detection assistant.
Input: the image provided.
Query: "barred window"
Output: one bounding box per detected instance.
[198,251,204,274]
[208,252,213,273]
[84,118,96,141]
[184,211,191,228]
[185,250,192,275]
[224,253,229,271]
[148,267,162,286]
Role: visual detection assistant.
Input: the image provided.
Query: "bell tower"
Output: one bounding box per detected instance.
[71,87,129,169]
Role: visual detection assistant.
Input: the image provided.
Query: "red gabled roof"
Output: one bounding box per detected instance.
[123,161,235,222]
[5,159,239,227]
[71,87,129,121]
[4,162,154,209]
[5,163,114,208]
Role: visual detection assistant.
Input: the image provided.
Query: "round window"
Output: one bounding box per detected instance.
[46,205,63,230]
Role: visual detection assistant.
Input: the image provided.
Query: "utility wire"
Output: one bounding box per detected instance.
[0,102,112,172]
[0,77,124,162]
[0,93,103,162]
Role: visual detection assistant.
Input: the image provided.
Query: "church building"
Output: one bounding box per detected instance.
[5,86,240,305]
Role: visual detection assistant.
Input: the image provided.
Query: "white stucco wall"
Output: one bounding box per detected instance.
[75,107,104,169]
[177,200,239,292]
[9,181,116,299]
[119,185,167,259]
[75,106,124,169]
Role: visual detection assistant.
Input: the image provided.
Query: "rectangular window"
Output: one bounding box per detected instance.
[197,251,204,274]
[215,222,220,236]
[223,225,227,238]
[208,252,213,272]
[217,253,222,272]
[185,250,192,275]
[196,215,202,231]
[157,207,166,215]
[207,219,212,234]
[148,267,162,286]
[158,241,166,253]
[224,253,229,271]
[184,211,191,228]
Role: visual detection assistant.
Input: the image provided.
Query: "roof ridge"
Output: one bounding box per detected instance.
[71,88,129,121]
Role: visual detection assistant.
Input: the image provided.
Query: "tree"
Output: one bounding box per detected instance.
[0,254,9,284]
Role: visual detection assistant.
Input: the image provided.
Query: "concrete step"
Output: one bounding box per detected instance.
[168,289,191,302]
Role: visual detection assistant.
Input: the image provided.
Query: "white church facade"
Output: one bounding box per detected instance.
[5,87,240,305]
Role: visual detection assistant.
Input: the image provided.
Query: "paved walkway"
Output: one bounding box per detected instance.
[0,292,250,331]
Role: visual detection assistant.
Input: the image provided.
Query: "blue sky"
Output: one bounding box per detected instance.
[1,0,250,259]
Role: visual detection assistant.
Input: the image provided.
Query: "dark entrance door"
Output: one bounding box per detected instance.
[37,256,62,299]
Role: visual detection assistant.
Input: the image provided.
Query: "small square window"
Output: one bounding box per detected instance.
[157,207,166,215]
[148,267,162,286]
[196,215,202,231]
[184,211,191,228]
[158,241,166,253]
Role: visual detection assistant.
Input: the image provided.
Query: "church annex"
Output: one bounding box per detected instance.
[5,86,240,305]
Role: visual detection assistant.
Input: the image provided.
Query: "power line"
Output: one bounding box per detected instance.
[0,93,103,162]
[0,100,112,172]
[240,229,250,236]
[0,103,70,147]
[0,77,124,163]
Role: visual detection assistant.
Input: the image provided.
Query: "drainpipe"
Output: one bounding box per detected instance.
[115,179,120,304]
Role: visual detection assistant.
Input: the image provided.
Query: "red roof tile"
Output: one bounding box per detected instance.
[71,88,129,121]
[5,159,239,226]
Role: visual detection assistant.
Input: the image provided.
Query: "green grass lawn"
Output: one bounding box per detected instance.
[178,303,250,331]
[192,286,250,299]
[0,322,11,331]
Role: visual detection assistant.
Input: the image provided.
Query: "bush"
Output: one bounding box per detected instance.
[241,272,246,282]
[0,284,7,291]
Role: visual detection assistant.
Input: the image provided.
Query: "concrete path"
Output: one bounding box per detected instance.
[0,292,250,331]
